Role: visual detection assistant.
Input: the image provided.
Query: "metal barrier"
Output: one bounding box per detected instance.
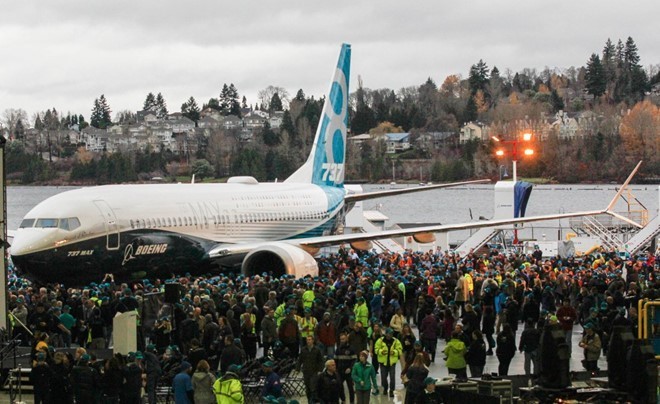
[637,299,660,358]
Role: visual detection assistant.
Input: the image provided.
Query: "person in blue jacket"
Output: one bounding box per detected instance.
[262,361,283,399]
[172,361,194,404]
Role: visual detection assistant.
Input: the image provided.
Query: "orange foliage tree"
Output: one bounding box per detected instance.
[619,101,660,169]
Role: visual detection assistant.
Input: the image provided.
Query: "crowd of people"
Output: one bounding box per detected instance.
[5,244,660,403]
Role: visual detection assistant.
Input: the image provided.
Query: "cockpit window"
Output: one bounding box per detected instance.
[57,218,81,231]
[35,218,59,228]
[20,219,35,228]
[69,218,81,230]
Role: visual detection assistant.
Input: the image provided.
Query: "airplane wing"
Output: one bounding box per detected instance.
[344,179,491,203]
[208,161,642,258]
[292,209,607,249]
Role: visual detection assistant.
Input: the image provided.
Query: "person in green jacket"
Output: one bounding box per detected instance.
[354,297,369,329]
[351,350,378,404]
[274,295,296,327]
[302,285,315,310]
[374,328,403,397]
[443,331,467,379]
[212,364,244,403]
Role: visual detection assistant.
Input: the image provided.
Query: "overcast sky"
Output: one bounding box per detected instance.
[1,1,658,122]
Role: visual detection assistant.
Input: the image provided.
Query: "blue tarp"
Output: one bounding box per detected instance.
[514,181,533,218]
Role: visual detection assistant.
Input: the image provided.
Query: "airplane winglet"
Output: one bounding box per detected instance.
[605,160,642,213]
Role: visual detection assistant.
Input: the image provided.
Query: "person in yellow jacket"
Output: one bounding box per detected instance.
[298,308,318,340]
[374,328,403,398]
[213,364,244,403]
[302,285,315,310]
[274,295,296,326]
[354,297,369,328]
[464,271,474,300]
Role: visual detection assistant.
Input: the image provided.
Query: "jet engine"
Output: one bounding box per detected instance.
[241,242,318,279]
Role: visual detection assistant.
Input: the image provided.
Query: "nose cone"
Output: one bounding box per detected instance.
[10,228,59,256]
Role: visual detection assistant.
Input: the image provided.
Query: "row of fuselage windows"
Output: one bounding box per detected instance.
[129,210,331,230]
[231,193,314,201]
[19,217,81,231]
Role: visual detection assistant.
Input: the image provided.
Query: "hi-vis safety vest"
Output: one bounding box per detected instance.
[299,316,318,338]
[213,376,244,404]
[241,313,256,334]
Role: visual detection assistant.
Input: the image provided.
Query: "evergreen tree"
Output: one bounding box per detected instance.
[585,53,606,98]
[14,119,25,139]
[241,96,248,109]
[181,96,200,123]
[91,95,112,128]
[219,84,230,113]
[488,66,505,105]
[512,73,533,92]
[417,78,438,127]
[261,121,280,146]
[78,114,88,130]
[550,89,564,112]
[463,95,478,123]
[100,96,112,127]
[468,59,489,96]
[90,99,101,128]
[624,37,648,102]
[280,110,298,147]
[602,38,617,81]
[624,36,640,66]
[228,84,241,117]
[350,78,376,134]
[34,115,43,131]
[269,93,283,112]
[295,89,305,102]
[615,39,625,68]
[231,148,266,180]
[191,159,214,180]
[206,98,221,111]
[155,93,168,118]
[143,92,157,111]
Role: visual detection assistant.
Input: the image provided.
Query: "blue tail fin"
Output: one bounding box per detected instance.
[285,43,350,187]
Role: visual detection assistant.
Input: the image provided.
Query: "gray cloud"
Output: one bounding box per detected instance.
[1,0,658,120]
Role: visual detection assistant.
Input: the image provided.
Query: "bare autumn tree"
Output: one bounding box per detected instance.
[2,108,28,136]
[258,86,290,111]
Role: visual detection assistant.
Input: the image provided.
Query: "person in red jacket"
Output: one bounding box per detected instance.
[317,311,338,358]
[419,311,438,362]
[556,298,577,355]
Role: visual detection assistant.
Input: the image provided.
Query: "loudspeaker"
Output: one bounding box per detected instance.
[626,340,657,403]
[538,323,570,389]
[607,325,634,390]
[164,283,181,304]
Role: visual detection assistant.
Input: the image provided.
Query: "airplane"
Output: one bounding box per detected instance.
[10,43,642,286]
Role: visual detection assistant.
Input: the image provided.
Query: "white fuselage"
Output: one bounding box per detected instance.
[11,181,345,257]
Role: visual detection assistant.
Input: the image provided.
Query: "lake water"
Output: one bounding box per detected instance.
[7,183,660,244]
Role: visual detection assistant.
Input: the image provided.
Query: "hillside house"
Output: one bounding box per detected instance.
[269,111,284,128]
[460,122,489,143]
[136,110,158,123]
[417,132,455,150]
[221,115,242,130]
[170,117,195,133]
[551,110,579,139]
[244,112,267,129]
[348,133,372,146]
[383,133,411,154]
[198,116,221,129]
